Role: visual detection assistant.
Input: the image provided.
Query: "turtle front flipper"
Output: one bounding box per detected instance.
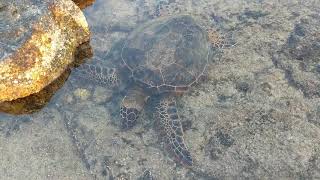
[72,64,119,88]
[120,87,147,129]
[154,96,193,166]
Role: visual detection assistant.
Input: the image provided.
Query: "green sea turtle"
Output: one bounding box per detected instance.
[74,15,214,166]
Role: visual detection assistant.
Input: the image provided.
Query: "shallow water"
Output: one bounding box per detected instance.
[1,0,320,179]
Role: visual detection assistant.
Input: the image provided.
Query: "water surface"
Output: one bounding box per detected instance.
[1,0,320,179]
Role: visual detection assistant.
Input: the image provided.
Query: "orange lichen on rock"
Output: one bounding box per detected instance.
[0,0,90,102]
[72,0,95,9]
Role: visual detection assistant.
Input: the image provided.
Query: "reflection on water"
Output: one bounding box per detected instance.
[1,0,320,179]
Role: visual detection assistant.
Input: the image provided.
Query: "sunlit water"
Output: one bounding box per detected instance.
[1,0,320,179]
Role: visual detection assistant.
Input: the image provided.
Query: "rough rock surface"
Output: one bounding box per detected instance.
[72,0,96,9]
[273,15,320,98]
[0,0,90,102]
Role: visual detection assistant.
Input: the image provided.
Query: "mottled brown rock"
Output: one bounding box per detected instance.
[72,0,95,9]
[0,0,90,102]
[0,41,93,115]
[0,69,70,115]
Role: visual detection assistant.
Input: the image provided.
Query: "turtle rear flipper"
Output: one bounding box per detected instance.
[72,64,119,88]
[120,87,147,129]
[155,97,193,166]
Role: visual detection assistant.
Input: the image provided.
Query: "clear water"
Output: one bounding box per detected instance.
[1,0,320,179]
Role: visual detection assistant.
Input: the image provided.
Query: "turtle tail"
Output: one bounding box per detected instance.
[72,64,119,88]
[154,96,193,166]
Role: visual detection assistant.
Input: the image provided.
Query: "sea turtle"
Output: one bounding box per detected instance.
[74,15,213,166]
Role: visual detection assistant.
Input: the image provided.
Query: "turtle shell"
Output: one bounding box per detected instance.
[121,15,210,94]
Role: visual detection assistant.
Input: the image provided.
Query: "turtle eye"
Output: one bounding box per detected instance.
[95,66,101,74]
[108,68,115,74]
[89,65,95,72]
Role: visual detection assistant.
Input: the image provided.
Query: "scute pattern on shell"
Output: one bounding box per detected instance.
[121,15,210,94]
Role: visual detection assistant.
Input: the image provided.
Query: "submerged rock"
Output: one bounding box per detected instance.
[273,15,320,98]
[0,0,90,102]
